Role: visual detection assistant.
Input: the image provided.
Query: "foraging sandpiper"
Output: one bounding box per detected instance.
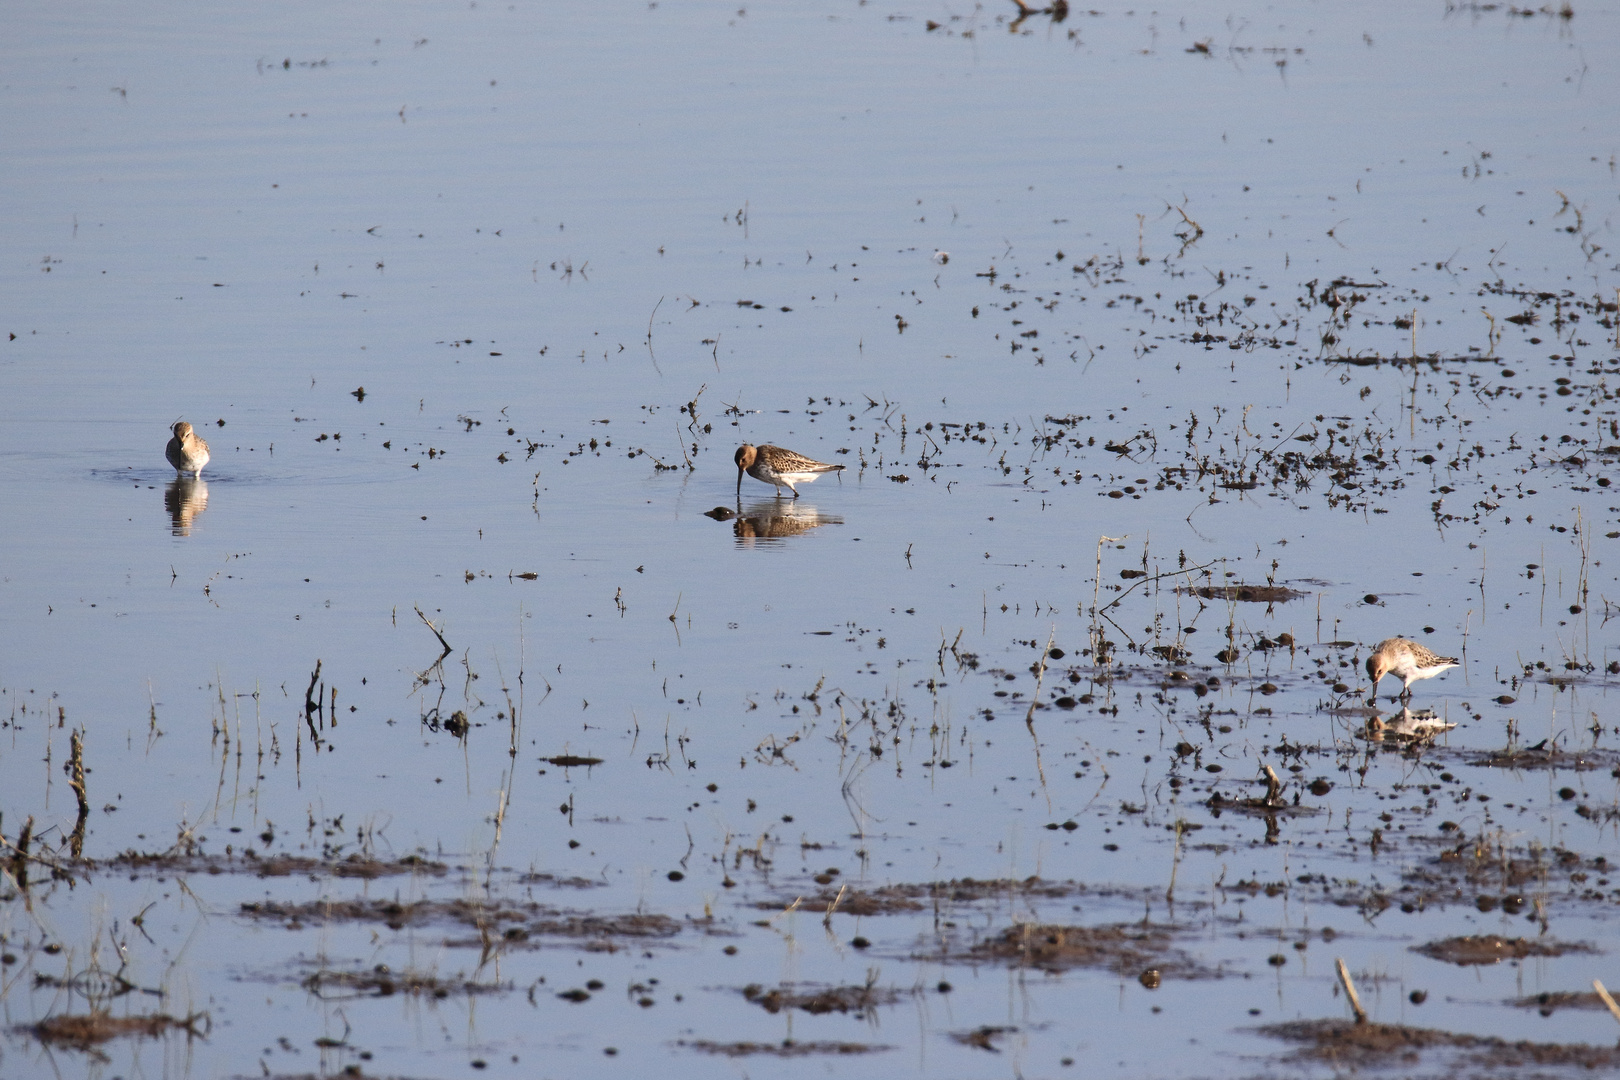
[735,443,844,499]
[1366,638,1457,701]
[165,421,211,476]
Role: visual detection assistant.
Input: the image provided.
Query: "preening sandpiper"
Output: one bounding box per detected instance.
[735,443,844,499]
[1366,638,1457,701]
[165,421,211,476]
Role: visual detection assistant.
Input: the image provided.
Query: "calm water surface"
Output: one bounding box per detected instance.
[4,2,1620,1077]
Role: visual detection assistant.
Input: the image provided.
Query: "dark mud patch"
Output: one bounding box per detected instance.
[239,897,679,944]
[1205,793,1322,818]
[1411,934,1595,966]
[1177,584,1310,603]
[1324,834,1613,917]
[956,922,1210,978]
[24,1010,208,1053]
[543,754,604,767]
[764,876,1092,915]
[1466,745,1620,772]
[1257,1018,1620,1071]
[107,850,447,880]
[1513,990,1612,1016]
[302,966,508,1000]
[952,1025,1018,1052]
[678,1038,891,1057]
[742,980,903,1016]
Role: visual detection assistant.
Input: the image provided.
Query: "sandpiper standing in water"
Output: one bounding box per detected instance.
[166,421,211,477]
[1366,638,1458,701]
[735,443,843,499]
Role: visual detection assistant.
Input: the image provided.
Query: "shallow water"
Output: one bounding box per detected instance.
[5,2,1620,1077]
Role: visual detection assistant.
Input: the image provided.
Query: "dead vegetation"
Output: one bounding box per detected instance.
[239,896,678,944]
[1411,934,1593,966]
[960,922,1207,978]
[1258,1018,1620,1070]
[678,1038,891,1057]
[25,1010,208,1055]
[302,966,507,1000]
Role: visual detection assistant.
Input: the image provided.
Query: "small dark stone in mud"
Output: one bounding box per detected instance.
[938,981,952,993]
[1476,895,1499,912]
[1260,682,1278,695]
[1078,694,1094,704]
[1503,896,1525,914]
[1558,787,1576,800]
[1055,696,1077,709]
[1267,954,1287,967]
[1332,682,1349,693]
[851,936,871,949]
[1,954,14,965]
[1139,969,1161,989]
[1062,820,1078,831]
[1047,647,1065,659]
[1495,695,1516,704]
[1410,990,1427,1004]
[1308,779,1332,796]
[668,870,684,881]
[558,989,591,1002]
[1570,604,1582,614]
[1205,764,1222,773]
[1362,594,1379,604]
[1216,648,1240,663]
[471,1060,486,1069]
[704,506,737,520]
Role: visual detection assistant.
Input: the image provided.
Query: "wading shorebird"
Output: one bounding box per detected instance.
[165,421,211,476]
[1366,638,1458,701]
[734,443,843,499]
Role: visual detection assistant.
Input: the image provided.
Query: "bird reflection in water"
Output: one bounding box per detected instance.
[164,477,209,536]
[705,501,842,545]
[1363,706,1455,744]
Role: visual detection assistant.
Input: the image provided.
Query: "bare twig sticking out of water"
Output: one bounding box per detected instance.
[4,817,34,889]
[823,883,847,929]
[1024,627,1055,814]
[1593,980,1620,1027]
[66,732,88,857]
[645,295,664,372]
[1166,819,1185,903]
[415,606,452,662]
[1336,958,1368,1024]
[1024,627,1055,728]
[1260,764,1283,808]
[302,660,324,748]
